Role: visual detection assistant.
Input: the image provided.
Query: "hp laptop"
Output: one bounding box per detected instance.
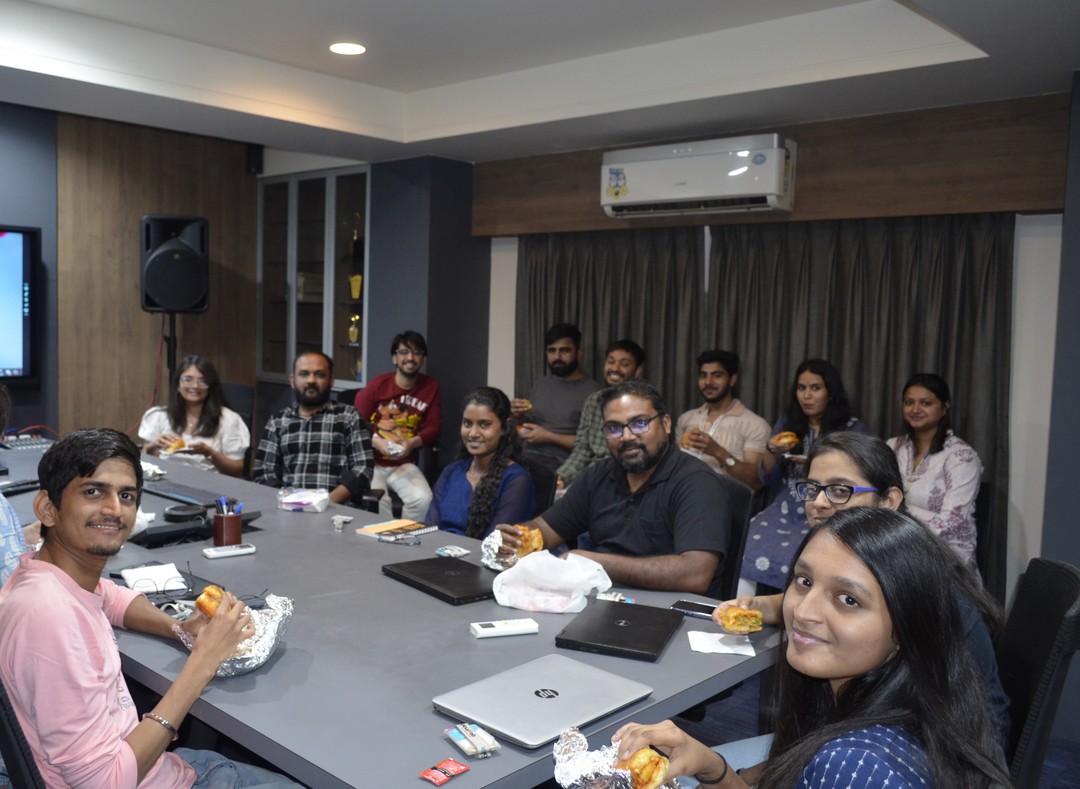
[432,653,652,748]
[555,600,684,662]
[381,556,494,605]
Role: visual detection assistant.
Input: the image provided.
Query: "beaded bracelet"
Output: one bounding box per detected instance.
[142,712,179,741]
[695,753,729,785]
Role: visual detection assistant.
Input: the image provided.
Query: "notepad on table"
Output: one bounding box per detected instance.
[356,519,438,538]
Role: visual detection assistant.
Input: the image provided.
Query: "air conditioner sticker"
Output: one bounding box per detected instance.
[606,167,628,199]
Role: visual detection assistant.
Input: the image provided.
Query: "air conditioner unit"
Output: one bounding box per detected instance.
[601,134,796,219]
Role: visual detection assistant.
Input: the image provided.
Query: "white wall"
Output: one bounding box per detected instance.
[486,217,1064,601]
[1007,214,1063,595]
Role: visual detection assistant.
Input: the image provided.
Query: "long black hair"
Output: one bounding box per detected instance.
[782,358,853,439]
[758,508,1009,788]
[459,387,523,538]
[897,372,953,455]
[166,355,227,438]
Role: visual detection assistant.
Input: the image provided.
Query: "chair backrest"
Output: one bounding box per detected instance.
[995,557,1080,786]
[523,459,558,514]
[715,474,754,601]
[221,381,256,476]
[0,673,46,788]
[973,481,992,583]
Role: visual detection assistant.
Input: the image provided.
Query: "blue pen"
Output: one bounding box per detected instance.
[234,502,244,515]
[218,496,228,514]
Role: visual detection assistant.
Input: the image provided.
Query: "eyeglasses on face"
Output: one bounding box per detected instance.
[795,481,879,504]
[394,347,424,357]
[179,376,210,388]
[601,413,661,439]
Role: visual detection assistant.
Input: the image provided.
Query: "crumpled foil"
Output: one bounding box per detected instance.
[481,529,515,571]
[552,728,680,789]
[176,594,293,677]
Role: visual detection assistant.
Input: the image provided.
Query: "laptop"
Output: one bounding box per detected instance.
[381,556,495,605]
[555,600,684,662]
[432,653,652,748]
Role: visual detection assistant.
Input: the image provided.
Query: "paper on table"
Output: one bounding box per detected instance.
[687,630,757,656]
[120,562,187,593]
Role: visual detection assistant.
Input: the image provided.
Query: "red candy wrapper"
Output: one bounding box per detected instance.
[420,758,471,785]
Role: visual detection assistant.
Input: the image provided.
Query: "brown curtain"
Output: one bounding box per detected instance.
[707,214,1014,597]
[516,228,705,417]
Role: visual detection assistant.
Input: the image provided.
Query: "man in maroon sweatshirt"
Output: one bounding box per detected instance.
[354,331,442,519]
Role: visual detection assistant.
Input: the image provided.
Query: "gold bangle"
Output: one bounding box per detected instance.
[142,712,179,741]
[695,754,729,785]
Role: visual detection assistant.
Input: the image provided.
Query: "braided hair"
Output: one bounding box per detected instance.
[460,387,523,538]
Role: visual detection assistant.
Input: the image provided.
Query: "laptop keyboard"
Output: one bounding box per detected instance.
[143,479,224,507]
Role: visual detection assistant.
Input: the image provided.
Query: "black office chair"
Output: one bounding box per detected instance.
[220,381,256,477]
[715,474,753,601]
[995,557,1080,786]
[0,674,46,789]
[522,459,558,515]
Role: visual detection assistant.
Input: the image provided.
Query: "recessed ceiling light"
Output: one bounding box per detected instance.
[330,42,366,56]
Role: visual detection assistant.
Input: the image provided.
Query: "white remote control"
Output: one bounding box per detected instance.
[202,543,256,559]
[469,618,539,638]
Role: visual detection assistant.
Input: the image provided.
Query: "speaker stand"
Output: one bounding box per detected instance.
[165,311,178,385]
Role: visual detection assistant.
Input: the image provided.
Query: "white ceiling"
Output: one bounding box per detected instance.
[1,0,1077,164]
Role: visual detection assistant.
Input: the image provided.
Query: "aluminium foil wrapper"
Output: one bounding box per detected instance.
[552,728,680,789]
[177,594,293,677]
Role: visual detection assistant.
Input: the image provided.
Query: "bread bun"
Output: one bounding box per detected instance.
[515,525,544,557]
[165,436,186,453]
[616,747,669,789]
[773,431,799,448]
[719,607,763,634]
[195,584,224,618]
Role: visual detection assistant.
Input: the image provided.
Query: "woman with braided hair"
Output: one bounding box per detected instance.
[427,387,536,538]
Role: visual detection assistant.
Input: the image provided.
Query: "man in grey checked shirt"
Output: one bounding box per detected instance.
[254,352,373,505]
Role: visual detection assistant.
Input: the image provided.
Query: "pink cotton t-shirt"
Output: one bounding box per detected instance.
[0,554,194,788]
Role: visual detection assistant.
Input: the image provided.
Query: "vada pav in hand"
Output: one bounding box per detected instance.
[887,373,983,573]
[615,508,1009,788]
[138,355,250,476]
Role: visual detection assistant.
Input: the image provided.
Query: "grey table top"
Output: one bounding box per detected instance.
[7,448,779,788]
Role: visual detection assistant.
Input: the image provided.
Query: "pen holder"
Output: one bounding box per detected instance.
[214,513,242,547]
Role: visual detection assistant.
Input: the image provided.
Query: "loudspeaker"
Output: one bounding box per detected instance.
[140,215,209,313]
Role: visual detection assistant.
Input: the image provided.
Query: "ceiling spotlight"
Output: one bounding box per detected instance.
[330,42,366,56]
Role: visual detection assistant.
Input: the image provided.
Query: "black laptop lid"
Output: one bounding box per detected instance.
[555,599,684,661]
[381,556,495,605]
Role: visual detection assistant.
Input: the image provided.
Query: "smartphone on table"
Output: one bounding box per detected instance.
[670,599,717,620]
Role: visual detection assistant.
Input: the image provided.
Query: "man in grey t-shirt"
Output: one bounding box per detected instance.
[511,323,601,473]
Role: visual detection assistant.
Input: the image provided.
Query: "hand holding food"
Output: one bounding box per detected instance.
[718,606,763,634]
[515,524,544,557]
[615,747,670,789]
[196,584,225,618]
[772,431,799,450]
[713,593,781,631]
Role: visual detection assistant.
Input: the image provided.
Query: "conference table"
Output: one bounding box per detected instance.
[2,445,778,788]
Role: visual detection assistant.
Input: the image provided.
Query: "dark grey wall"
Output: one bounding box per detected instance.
[369,157,491,456]
[1042,72,1080,742]
[0,103,57,433]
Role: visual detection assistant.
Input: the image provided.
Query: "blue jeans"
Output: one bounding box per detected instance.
[175,748,300,788]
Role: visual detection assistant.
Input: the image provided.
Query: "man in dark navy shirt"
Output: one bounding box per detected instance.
[500,380,734,597]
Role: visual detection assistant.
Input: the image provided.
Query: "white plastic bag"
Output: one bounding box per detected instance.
[492,551,612,613]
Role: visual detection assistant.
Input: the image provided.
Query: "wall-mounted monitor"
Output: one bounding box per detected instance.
[0,225,39,384]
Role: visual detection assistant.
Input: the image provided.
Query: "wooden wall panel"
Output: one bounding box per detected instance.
[57,115,258,434]
[473,94,1070,236]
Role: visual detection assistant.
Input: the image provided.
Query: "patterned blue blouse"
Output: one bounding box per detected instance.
[799,725,932,787]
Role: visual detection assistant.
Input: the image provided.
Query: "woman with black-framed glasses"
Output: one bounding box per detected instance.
[138,355,250,476]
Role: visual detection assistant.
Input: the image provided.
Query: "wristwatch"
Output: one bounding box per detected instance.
[724,456,737,468]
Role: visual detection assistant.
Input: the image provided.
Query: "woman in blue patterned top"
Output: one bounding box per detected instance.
[427,387,536,538]
[614,508,1009,788]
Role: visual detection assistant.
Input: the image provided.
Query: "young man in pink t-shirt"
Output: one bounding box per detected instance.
[0,428,296,787]
[354,330,442,520]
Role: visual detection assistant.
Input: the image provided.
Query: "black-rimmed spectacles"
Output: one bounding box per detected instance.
[795,481,879,504]
[601,414,661,439]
